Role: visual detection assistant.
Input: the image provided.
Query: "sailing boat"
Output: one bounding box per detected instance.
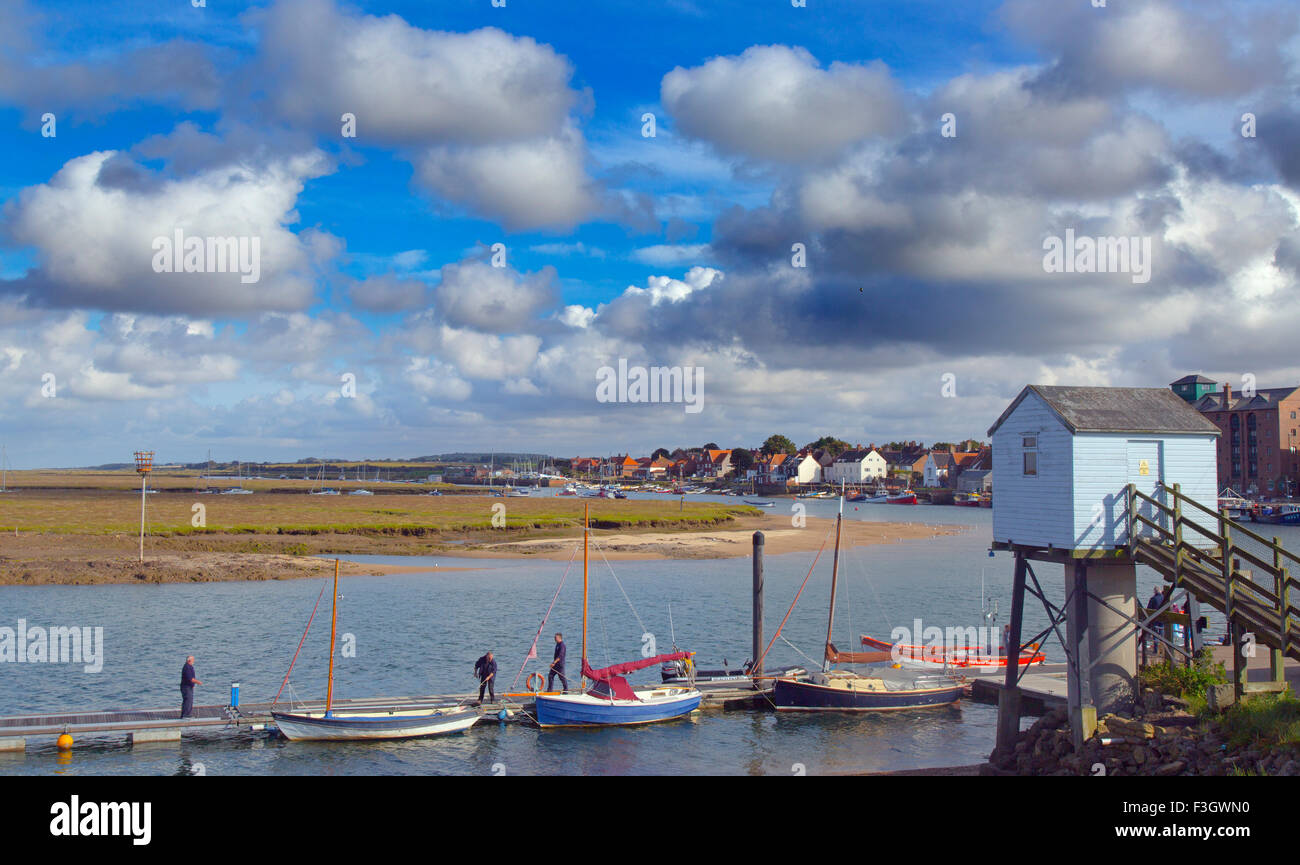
[0,445,9,493]
[533,505,702,727]
[222,461,253,494]
[309,465,339,495]
[271,560,479,741]
[771,492,963,711]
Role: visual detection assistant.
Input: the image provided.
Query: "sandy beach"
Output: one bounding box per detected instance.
[0,515,968,584]
[460,515,966,560]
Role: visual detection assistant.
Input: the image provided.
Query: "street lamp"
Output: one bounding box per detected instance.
[134,451,153,563]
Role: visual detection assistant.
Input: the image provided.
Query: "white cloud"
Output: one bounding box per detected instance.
[4,149,332,315]
[661,45,905,163]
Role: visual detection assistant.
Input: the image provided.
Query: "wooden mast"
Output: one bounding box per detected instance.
[823,486,844,670]
[581,503,589,689]
[326,558,339,715]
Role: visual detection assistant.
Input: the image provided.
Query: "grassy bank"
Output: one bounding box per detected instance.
[0,488,752,537]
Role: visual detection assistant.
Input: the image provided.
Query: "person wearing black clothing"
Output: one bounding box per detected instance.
[180,655,203,719]
[548,633,568,692]
[1145,588,1166,653]
[474,651,497,704]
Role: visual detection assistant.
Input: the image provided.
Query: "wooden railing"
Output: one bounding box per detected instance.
[1126,482,1298,693]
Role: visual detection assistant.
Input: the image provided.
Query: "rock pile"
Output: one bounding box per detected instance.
[985,706,1299,776]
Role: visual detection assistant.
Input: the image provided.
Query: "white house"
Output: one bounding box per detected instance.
[790,453,823,484]
[922,451,956,487]
[988,385,1220,552]
[826,449,888,485]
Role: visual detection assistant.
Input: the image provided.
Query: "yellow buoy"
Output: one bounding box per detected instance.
[56,733,74,750]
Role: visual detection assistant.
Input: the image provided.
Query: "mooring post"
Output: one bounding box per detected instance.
[752,531,764,679]
[996,553,1027,754]
[1070,560,1096,750]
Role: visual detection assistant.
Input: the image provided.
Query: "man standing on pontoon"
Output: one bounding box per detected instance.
[180,655,202,719]
[474,650,497,705]
[548,633,568,692]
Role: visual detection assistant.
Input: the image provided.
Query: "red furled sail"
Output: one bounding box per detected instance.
[582,651,693,681]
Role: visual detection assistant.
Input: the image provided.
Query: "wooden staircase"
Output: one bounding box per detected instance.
[1127,483,1298,689]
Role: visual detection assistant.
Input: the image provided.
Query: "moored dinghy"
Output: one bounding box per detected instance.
[534,655,701,727]
[272,704,479,741]
[270,559,479,741]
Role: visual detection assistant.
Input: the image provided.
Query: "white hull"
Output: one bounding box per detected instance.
[272,706,479,741]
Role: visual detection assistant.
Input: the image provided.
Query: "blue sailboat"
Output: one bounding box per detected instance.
[532,505,703,728]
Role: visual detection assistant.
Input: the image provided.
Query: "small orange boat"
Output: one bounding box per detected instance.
[859,634,1045,668]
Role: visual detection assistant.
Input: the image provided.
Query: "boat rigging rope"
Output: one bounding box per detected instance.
[590,537,649,637]
[510,542,580,690]
[848,544,897,643]
[779,633,823,668]
[750,520,835,675]
[272,579,328,706]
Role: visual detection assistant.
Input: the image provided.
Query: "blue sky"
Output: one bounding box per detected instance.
[1,0,1298,466]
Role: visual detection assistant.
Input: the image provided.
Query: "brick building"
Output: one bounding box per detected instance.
[1179,378,1300,497]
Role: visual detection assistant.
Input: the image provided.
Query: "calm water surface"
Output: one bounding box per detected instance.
[2,498,1294,775]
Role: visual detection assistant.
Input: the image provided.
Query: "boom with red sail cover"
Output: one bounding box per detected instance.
[581,651,694,701]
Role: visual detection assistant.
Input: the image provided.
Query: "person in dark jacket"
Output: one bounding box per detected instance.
[474,651,497,704]
[180,655,202,718]
[548,633,568,692]
[1145,587,1166,653]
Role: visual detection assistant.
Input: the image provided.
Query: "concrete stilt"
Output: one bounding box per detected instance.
[1066,559,1137,748]
[1085,561,1138,713]
[127,728,181,746]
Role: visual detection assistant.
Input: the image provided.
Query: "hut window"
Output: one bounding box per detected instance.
[1022,435,1038,476]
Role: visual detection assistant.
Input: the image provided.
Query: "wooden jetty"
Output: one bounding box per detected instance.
[964,663,1068,714]
[0,683,767,751]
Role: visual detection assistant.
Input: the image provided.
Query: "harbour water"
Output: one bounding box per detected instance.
[2,498,1291,775]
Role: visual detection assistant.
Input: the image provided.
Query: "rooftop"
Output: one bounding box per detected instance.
[989,385,1222,437]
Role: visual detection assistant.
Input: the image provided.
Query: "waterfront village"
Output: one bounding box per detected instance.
[446,375,1300,503]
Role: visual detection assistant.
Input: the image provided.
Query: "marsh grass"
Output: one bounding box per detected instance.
[0,485,752,537]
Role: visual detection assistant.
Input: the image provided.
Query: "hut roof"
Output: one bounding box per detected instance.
[988,385,1221,437]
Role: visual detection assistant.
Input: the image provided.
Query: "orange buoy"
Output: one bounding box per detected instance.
[57,733,74,750]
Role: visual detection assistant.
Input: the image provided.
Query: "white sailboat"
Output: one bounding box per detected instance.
[271,560,479,741]
[309,465,339,495]
[222,460,254,494]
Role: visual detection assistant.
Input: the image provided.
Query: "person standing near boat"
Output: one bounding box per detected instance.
[548,633,568,692]
[180,655,202,719]
[474,651,497,704]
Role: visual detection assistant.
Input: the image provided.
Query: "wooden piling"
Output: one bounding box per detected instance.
[752,531,764,679]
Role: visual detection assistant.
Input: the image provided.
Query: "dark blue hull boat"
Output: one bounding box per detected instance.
[772,673,962,711]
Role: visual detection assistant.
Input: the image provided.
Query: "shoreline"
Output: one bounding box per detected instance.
[0,516,970,585]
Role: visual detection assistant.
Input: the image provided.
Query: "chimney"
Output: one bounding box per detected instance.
[1223,382,1232,409]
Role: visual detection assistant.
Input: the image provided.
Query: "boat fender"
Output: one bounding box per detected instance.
[526,672,545,693]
